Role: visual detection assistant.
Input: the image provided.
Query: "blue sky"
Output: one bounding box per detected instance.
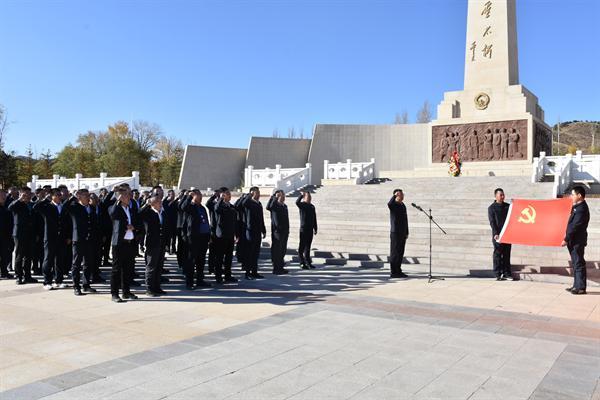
[1,0,598,156]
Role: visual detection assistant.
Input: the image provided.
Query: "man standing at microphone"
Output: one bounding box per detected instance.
[388,189,409,279]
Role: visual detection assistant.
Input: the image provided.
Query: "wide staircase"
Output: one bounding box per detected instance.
[257,175,600,286]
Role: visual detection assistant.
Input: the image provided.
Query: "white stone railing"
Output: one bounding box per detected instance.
[532,151,600,196]
[244,163,312,193]
[28,171,140,193]
[323,158,376,184]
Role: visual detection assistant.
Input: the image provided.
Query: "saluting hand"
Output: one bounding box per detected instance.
[560,240,567,247]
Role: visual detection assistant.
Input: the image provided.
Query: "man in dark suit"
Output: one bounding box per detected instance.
[32,189,71,289]
[66,189,99,296]
[205,189,222,275]
[109,187,139,302]
[562,185,591,295]
[180,190,212,288]
[266,190,289,275]
[388,189,409,279]
[214,188,238,282]
[488,188,512,281]
[164,189,178,254]
[234,193,249,273]
[241,187,266,279]
[0,190,14,279]
[99,188,114,267]
[8,187,38,284]
[140,195,169,296]
[296,190,318,270]
[89,193,106,283]
[175,190,188,269]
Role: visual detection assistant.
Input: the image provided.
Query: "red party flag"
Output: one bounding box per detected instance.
[498,198,572,247]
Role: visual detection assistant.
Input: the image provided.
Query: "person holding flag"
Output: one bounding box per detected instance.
[561,186,590,295]
[488,188,512,281]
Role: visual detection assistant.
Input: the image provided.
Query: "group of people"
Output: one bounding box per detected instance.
[488,186,591,295]
[0,184,318,302]
[0,181,591,301]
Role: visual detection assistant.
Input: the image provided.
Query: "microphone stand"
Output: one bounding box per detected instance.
[413,205,447,283]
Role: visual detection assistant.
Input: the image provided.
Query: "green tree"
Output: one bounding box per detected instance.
[0,150,18,188]
[152,136,184,187]
[34,149,54,178]
[17,145,36,185]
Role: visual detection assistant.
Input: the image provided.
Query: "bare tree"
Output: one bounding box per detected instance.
[299,127,305,139]
[394,110,409,124]
[416,101,432,123]
[272,128,280,138]
[0,104,9,150]
[131,120,163,152]
[287,127,296,138]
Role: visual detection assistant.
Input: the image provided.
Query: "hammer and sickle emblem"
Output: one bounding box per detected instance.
[518,205,536,224]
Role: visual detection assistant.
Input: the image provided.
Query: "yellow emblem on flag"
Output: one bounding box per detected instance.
[518,205,536,224]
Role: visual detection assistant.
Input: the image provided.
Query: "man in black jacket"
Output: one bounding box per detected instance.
[140,195,169,296]
[388,189,409,279]
[266,190,289,275]
[32,189,71,289]
[99,188,114,267]
[175,190,188,269]
[66,189,99,296]
[296,190,317,270]
[205,189,222,275]
[164,189,178,254]
[8,187,38,284]
[233,193,249,273]
[214,188,238,282]
[180,190,212,288]
[561,186,591,295]
[109,187,139,302]
[241,187,266,279]
[488,188,512,281]
[0,190,14,279]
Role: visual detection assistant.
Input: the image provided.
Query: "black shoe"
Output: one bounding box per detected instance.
[82,286,97,293]
[273,269,289,275]
[1,273,13,279]
[308,264,316,269]
[156,289,167,295]
[245,272,255,280]
[123,293,138,300]
[160,276,170,283]
[496,276,506,281]
[503,274,514,281]
[16,278,24,285]
[74,288,83,296]
[215,277,224,284]
[252,273,264,279]
[301,264,309,270]
[186,284,195,290]
[112,295,124,303]
[397,272,409,278]
[571,288,587,295]
[23,277,38,284]
[224,276,238,283]
[146,291,159,297]
[389,273,403,279]
[565,286,574,292]
[196,280,212,288]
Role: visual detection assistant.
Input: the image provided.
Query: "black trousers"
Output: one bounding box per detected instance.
[72,240,94,288]
[298,230,314,266]
[208,234,219,273]
[176,230,187,269]
[145,245,164,292]
[235,235,248,269]
[245,231,262,274]
[168,229,177,253]
[111,241,135,295]
[492,240,512,278]
[214,237,234,278]
[33,236,44,272]
[185,233,210,285]
[13,237,33,280]
[390,233,406,275]
[568,243,587,290]
[271,231,288,270]
[0,240,11,276]
[42,239,68,284]
[101,232,112,264]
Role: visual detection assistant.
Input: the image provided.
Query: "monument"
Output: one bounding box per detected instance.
[431,0,551,165]
[178,0,551,189]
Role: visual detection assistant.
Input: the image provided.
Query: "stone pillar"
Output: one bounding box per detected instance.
[52,174,59,187]
[132,171,140,189]
[306,163,312,185]
[100,172,107,188]
[275,164,281,181]
[75,173,82,190]
[31,175,38,189]
[246,166,254,187]
[346,159,352,179]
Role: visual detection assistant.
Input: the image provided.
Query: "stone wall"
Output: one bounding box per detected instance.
[178,145,247,190]
[245,137,311,169]
[308,124,429,182]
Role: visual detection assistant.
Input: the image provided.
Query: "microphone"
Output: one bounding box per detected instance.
[411,202,423,211]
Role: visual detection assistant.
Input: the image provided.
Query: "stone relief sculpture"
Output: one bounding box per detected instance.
[432,120,528,162]
[533,123,552,158]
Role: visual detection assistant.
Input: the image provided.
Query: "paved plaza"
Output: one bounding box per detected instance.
[1,256,599,400]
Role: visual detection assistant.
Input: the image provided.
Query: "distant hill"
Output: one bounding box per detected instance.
[551,120,600,155]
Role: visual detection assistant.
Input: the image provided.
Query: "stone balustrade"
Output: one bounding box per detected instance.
[28,171,140,192]
[532,151,600,196]
[243,164,312,194]
[322,158,375,185]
